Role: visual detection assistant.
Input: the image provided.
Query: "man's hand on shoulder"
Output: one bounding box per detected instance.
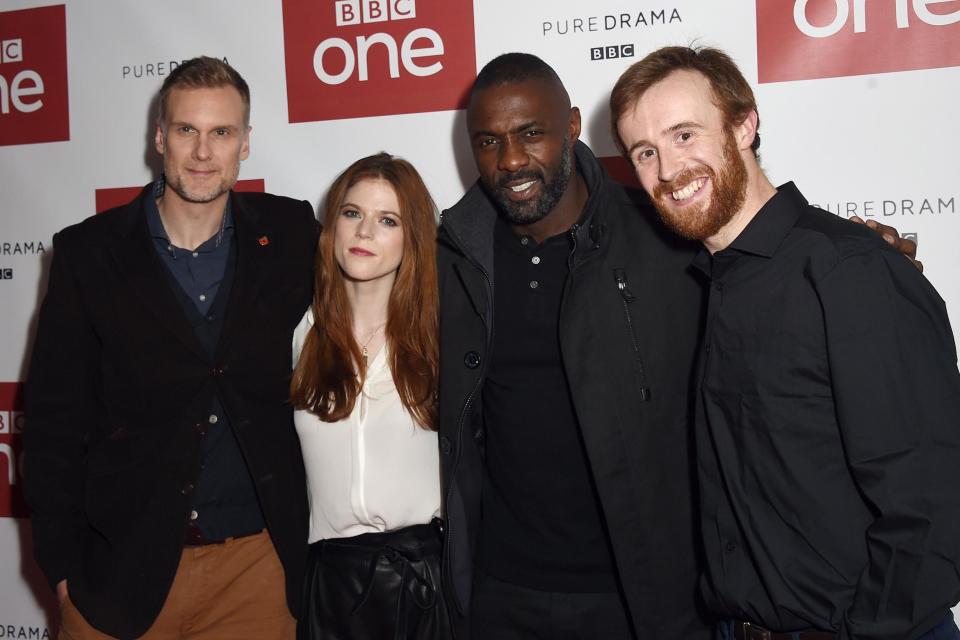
[57,579,68,604]
[849,216,923,272]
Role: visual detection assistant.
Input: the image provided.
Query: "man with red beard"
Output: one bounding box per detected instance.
[612,46,960,640]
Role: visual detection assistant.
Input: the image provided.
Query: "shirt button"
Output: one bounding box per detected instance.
[192,251,199,258]
[190,509,199,521]
[208,414,218,424]
[529,280,539,289]
[531,256,541,265]
[199,294,207,302]
[520,237,529,246]
[463,351,481,369]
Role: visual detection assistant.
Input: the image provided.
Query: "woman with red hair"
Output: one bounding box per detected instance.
[291,152,449,639]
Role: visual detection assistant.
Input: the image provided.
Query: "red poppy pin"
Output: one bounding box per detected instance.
[258,236,269,246]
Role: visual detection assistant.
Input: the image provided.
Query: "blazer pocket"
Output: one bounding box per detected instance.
[86,429,151,477]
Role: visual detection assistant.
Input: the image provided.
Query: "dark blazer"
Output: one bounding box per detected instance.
[436,142,712,639]
[23,187,317,639]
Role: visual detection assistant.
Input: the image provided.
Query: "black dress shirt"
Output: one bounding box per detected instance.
[693,182,960,639]
[478,216,617,593]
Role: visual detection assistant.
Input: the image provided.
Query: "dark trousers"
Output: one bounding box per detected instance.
[715,614,960,640]
[299,523,451,640]
[470,572,635,640]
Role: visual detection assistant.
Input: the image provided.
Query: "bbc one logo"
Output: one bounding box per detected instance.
[757,0,960,82]
[0,4,69,146]
[282,0,476,122]
[0,382,27,519]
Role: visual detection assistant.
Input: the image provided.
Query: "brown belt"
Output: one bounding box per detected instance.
[733,621,835,640]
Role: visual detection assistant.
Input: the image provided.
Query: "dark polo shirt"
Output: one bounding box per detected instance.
[477,215,617,593]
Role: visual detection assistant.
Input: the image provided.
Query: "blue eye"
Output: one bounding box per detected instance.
[341,209,361,219]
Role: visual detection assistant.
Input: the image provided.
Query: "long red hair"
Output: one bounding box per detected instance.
[291,153,439,429]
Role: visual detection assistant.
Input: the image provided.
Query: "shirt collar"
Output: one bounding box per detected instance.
[692,181,806,276]
[146,177,234,251]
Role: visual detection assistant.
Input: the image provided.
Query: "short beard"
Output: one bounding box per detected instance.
[651,131,747,242]
[165,164,239,204]
[486,137,572,226]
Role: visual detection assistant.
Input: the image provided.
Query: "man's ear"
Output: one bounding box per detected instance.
[240,125,251,161]
[568,106,582,143]
[735,110,758,151]
[154,122,165,155]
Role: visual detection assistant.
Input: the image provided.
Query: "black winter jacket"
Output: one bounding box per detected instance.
[437,142,712,639]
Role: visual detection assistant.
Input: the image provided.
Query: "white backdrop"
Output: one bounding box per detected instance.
[1,0,958,635]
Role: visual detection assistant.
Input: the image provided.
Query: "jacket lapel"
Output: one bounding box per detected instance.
[215,192,273,360]
[108,186,209,362]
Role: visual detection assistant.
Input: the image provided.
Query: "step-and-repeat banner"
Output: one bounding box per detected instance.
[1,0,958,635]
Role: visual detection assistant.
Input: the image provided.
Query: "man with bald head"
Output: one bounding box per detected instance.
[436,52,711,639]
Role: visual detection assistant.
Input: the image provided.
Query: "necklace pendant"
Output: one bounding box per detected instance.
[362,345,368,368]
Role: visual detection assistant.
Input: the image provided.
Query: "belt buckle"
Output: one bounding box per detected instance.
[742,622,772,640]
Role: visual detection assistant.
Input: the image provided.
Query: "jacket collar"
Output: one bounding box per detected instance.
[569,139,613,266]
[440,140,616,272]
[107,184,273,362]
[215,190,274,361]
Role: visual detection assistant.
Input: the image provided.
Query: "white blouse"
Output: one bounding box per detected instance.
[292,310,441,543]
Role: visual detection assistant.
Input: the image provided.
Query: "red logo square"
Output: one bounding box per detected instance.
[282,0,476,122]
[0,5,69,146]
[0,382,27,519]
[95,179,266,214]
[757,0,960,83]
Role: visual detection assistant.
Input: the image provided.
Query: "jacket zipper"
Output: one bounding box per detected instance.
[567,223,580,270]
[614,268,651,401]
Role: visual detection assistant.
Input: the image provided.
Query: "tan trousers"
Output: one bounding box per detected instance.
[59,531,295,640]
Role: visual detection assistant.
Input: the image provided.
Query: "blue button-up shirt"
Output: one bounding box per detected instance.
[145,186,234,317]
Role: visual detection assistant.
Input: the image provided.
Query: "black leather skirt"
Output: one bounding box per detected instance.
[298,521,453,640]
